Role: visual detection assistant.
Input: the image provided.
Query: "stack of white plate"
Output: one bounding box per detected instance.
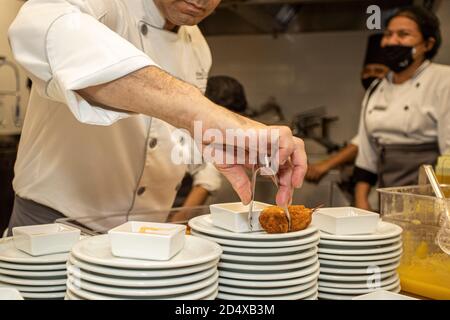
[317,221,403,300]
[188,215,320,300]
[0,237,68,300]
[65,234,222,300]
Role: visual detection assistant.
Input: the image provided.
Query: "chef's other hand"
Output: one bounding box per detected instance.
[305,162,329,182]
[212,126,307,207]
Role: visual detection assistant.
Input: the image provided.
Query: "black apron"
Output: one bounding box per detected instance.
[375,141,440,188]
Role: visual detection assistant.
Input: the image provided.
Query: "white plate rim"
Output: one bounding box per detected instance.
[20,291,66,299]
[189,215,318,240]
[318,270,397,282]
[218,268,320,288]
[319,279,400,295]
[217,284,318,300]
[318,248,403,261]
[318,273,399,289]
[220,240,319,254]
[67,271,219,296]
[219,255,318,272]
[318,285,401,300]
[318,222,402,241]
[219,261,320,281]
[71,235,222,269]
[319,261,400,275]
[318,256,401,267]
[221,247,317,263]
[0,238,69,264]
[191,230,320,248]
[318,241,403,255]
[0,266,66,277]
[66,280,219,300]
[0,273,66,286]
[0,260,66,271]
[319,236,402,247]
[219,279,318,296]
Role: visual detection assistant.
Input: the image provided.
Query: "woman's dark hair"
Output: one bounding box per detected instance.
[205,76,248,114]
[386,5,441,59]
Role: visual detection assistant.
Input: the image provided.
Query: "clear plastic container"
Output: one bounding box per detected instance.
[378,185,450,300]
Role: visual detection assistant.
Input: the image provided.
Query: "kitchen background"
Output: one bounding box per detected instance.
[1,0,450,231]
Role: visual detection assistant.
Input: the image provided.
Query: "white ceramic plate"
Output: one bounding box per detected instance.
[319,222,402,241]
[0,261,66,271]
[67,262,217,288]
[219,269,320,288]
[67,271,218,297]
[189,215,318,240]
[318,241,402,255]
[0,274,66,286]
[319,236,401,247]
[306,293,318,300]
[319,262,400,275]
[0,281,66,292]
[318,256,401,268]
[69,255,219,278]
[191,230,320,248]
[219,256,318,272]
[202,288,218,300]
[219,280,317,296]
[0,237,69,264]
[318,273,399,289]
[221,247,317,263]
[319,279,401,295]
[318,248,403,262]
[20,291,66,299]
[66,280,219,300]
[0,266,66,278]
[66,289,83,300]
[71,235,222,269]
[219,261,320,281]
[220,240,319,255]
[318,286,401,300]
[217,284,318,300]
[318,270,397,282]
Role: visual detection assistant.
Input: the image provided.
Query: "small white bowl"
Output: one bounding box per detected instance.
[108,221,186,261]
[0,288,24,300]
[352,290,418,300]
[210,202,272,233]
[312,207,379,235]
[12,223,81,256]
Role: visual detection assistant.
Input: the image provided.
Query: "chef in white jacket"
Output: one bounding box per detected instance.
[7,0,307,229]
[353,6,450,210]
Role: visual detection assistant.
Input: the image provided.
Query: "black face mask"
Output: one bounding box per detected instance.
[361,76,378,90]
[381,45,415,73]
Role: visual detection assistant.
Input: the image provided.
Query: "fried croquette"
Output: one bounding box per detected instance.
[259,205,314,234]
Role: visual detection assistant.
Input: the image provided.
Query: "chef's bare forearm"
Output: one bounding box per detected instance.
[76,66,257,134]
[354,181,371,210]
[321,144,358,171]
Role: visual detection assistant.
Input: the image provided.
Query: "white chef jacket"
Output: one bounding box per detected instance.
[8,0,221,220]
[356,61,450,174]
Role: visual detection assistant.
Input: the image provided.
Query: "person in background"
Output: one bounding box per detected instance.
[354,6,450,210]
[173,76,248,209]
[305,33,388,183]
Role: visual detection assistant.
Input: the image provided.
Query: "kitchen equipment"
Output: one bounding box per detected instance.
[420,165,450,255]
[378,184,450,300]
[312,207,380,235]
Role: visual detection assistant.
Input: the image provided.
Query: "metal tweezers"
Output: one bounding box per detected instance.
[248,156,291,231]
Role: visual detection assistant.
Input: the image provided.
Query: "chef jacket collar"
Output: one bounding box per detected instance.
[142,0,166,29]
[386,59,431,84]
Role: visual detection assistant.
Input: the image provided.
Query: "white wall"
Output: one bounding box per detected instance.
[0,0,28,135]
[206,1,450,149]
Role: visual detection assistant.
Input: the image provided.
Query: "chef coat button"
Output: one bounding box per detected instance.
[416,83,420,88]
[179,136,185,145]
[149,138,158,149]
[141,24,148,36]
[404,106,409,111]
[137,187,146,196]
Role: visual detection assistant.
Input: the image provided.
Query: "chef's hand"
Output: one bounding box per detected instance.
[305,162,330,182]
[213,126,307,207]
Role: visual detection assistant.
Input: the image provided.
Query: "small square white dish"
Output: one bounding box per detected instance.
[0,288,24,300]
[12,223,81,256]
[352,290,418,300]
[108,221,186,261]
[312,207,379,235]
[210,202,272,233]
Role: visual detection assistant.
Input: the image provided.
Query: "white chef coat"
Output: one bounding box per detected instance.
[356,60,450,174]
[8,0,221,221]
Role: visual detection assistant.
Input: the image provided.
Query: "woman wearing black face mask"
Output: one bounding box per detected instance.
[353,6,450,211]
